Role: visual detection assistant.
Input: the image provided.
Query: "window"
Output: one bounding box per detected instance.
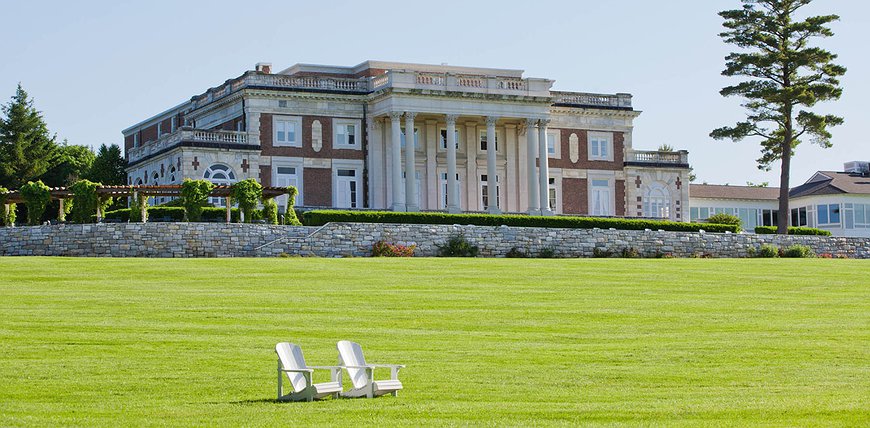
[204,164,237,207]
[816,204,840,225]
[760,209,778,227]
[790,206,808,227]
[273,163,302,210]
[845,203,870,229]
[548,177,557,212]
[334,120,359,149]
[133,133,139,148]
[479,131,498,152]
[335,169,359,208]
[590,179,611,216]
[151,172,160,186]
[480,174,500,210]
[400,128,419,149]
[588,133,612,161]
[157,122,162,137]
[439,172,462,210]
[738,208,759,230]
[643,184,670,218]
[547,133,558,157]
[168,166,177,184]
[171,116,177,132]
[236,120,244,132]
[274,116,301,147]
[439,129,461,150]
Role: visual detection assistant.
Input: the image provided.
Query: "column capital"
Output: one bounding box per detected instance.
[525,117,538,127]
[445,114,459,125]
[485,116,499,126]
[389,111,403,121]
[538,118,551,127]
[405,112,418,121]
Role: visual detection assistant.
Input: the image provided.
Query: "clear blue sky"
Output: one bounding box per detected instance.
[1,0,866,186]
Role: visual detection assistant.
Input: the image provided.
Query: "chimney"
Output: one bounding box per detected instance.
[255,62,272,74]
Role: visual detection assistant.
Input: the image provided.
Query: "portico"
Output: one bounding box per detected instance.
[373,111,554,214]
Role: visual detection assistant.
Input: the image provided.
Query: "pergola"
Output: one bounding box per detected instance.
[1,185,294,224]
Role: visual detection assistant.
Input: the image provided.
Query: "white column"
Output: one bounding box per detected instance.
[446,114,460,213]
[465,122,478,211]
[58,198,66,222]
[526,118,540,214]
[389,112,405,211]
[538,119,552,215]
[505,124,518,213]
[425,119,438,211]
[485,116,499,214]
[404,112,419,212]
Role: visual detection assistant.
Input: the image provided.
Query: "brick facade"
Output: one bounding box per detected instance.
[303,168,331,206]
[562,178,586,215]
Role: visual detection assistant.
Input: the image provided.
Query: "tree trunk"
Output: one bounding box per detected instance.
[777,146,791,234]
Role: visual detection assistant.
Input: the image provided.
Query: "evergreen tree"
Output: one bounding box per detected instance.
[0,84,58,189]
[86,143,127,185]
[711,0,845,234]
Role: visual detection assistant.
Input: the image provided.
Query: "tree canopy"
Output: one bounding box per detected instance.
[710,0,845,233]
[87,143,127,186]
[0,84,58,189]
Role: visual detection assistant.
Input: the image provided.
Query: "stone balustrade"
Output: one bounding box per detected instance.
[625,149,690,167]
[552,91,633,109]
[372,70,551,97]
[1,222,867,259]
[128,127,253,163]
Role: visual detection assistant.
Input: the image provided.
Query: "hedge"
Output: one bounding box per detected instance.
[754,226,832,236]
[103,206,264,223]
[302,210,742,233]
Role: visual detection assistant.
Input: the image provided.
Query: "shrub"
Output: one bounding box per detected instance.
[755,226,831,236]
[757,244,779,258]
[303,210,741,233]
[371,241,416,257]
[282,186,302,226]
[592,247,613,258]
[437,233,479,257]
[781,244,814,258]
[68,180,111,224]
[621,247,641,258]
[706,213,742,232]
[538,247,557,258]
[0,187,16,227]
[262,198,278,225]
[231,179,262,223]
[180,179,214,222]
[19,180,51,225]
[129,190,149,223]
[505,247,528,258]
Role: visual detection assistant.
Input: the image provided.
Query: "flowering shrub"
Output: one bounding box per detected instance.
[371,241,416,257]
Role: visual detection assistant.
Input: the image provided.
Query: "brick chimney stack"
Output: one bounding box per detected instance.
[255,62,272,74]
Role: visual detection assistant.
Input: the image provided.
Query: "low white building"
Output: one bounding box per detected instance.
[689,184,780,231]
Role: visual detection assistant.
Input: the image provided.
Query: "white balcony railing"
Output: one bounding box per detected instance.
[626,149,689,166]
[127,128,253,163]
[372,70,552,97]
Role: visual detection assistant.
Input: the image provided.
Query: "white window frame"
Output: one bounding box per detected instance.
[479,174,501,211]
[400,127,420,150]
[588,175,615,216]
[816,203,841,226]
[273,115,302,148]
[587,131,613,162]
[133,133,139,148]
[547,131,561,159]
[437,169,464,210]
[479,130,499,153]
[547,176,563,214]
[333,119,361,150]
[438,128,462,152]
[333,160,364,209]
[272,158,304,208]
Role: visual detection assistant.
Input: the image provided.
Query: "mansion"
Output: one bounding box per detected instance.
[123,61,691,219]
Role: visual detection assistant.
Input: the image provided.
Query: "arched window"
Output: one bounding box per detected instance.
[643,183,671,219]
[151,172,160,185]
[167,166,177,184]
[134,178,143,186]
[204,164,237,206]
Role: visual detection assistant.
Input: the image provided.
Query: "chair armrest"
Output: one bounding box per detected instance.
[337,365,374,369]
[308,365,344,370]
[368,364,405,369]
[279,368,314,373]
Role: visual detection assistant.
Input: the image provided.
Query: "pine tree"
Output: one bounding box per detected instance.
[711,0,845,234]
[0,84,58,189]
[86,143,127,185]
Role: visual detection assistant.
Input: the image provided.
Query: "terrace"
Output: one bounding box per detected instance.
[127,127,256,164]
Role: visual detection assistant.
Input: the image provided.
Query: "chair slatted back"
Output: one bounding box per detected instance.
[276,342,308,392]
[337,340,369,389]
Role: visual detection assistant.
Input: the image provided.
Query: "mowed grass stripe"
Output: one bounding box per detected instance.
[0,258,867,426]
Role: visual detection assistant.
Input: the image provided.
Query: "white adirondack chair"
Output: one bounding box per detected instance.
[337,340,405,398]
[275,342,343,402]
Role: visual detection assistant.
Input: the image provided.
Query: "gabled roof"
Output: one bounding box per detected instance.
[690,184,780,201]
[790,171,870,198]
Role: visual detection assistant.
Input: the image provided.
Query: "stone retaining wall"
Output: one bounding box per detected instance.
[1,222,868,258]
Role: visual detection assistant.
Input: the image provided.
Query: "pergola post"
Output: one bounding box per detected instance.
[57,198,65,222]
[3,204,10,227]
[96,197,103,223]
[133,190,146,223]
[225,196,232,223]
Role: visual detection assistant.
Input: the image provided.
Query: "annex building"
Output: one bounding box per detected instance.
[122,61,691,219]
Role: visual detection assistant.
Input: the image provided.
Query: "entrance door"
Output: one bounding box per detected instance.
[275,166,299,211]
[336,169,359,208]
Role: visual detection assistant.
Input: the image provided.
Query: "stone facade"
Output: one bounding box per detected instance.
[2,223,868,259]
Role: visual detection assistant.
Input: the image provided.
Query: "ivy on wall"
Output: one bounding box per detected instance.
[180,179,214,222]
[19,181,51,225]
[230,179,262,223]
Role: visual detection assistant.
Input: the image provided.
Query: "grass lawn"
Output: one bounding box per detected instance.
[0,257,868,426]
